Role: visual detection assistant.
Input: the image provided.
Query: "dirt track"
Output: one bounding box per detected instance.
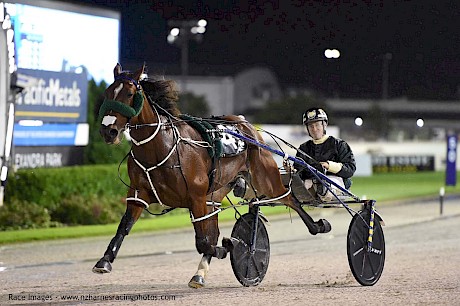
[1,198,460,305]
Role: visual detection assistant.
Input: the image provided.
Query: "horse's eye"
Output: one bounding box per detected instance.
[127,93,134,98]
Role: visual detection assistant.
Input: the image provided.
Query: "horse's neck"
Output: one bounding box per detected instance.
[129,103,160,142]
[137,100,158,124]
[129,104,178,158]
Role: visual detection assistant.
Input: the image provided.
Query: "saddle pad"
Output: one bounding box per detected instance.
[180,114,219,158]
[216,124,247,157]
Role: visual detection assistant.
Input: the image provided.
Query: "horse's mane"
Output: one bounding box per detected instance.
[139,78,181,117]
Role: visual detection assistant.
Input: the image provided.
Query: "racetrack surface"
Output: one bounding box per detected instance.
[1,198,460,305]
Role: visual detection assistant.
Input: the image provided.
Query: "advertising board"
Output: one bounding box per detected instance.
[372,155,435,173]
[15,68,88,123]
[14,146,84,169]
[5,0,119,83]
[446,134,457,186]
[13,123,89,146]
[3,0,120,169]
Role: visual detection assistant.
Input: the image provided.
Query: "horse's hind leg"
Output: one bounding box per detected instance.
[92,203,143,273]
[283,196,331,235]
[249,148,331,235]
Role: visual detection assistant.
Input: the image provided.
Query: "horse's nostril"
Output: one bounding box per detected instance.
[109,129,118,137]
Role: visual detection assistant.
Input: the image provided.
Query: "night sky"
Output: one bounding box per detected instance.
[70,0,459,100]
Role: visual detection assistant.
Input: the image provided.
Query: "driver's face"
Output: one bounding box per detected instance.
[307,121,325,140]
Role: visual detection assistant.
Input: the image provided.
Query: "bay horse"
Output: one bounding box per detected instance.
[93,63,331,288]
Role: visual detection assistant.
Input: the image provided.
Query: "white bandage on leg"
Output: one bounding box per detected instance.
[195,256,210,278]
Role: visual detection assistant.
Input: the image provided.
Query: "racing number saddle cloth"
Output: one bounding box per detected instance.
[179,115,247,158]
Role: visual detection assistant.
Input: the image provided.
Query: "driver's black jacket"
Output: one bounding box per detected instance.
[294,136,356,186]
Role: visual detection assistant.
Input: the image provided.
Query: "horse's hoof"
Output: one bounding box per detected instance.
[188,275,205,289]
[317,219,332,233]
[222,237,239,253]
[214,246,228,259]
[92,259,112,274]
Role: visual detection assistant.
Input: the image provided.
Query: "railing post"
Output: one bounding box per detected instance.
[439,187,445,216]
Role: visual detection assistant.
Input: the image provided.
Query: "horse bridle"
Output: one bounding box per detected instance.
[98,75,145,120]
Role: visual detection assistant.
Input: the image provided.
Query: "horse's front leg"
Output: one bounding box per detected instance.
[188,208,231,289]
[92,202,143,273]
[189,254,213,289]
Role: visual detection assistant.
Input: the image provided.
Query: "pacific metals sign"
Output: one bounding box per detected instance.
[15,68,87,123]
[12,68,89,169]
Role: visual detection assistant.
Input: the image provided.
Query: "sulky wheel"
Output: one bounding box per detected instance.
[230,212,270,287]
[347,208,385,286]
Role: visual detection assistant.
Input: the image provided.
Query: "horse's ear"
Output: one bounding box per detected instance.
[133,64,145,82]
[114,63,122,77]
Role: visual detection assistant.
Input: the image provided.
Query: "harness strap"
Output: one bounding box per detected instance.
[189,187,292,223]
[126,190,149,208]
[126,196,150,208]
[129,124,181,207]
[144,206,176,216]
[179,114,217,158]
[190,208,222,223]
[206,201,221,207]
[115,75,140,88]
[130,103,163,146]
[248,186,292,205]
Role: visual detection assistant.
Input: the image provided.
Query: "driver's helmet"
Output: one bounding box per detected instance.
[302,108,328,125]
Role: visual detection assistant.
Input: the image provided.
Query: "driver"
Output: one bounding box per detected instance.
[295,107,356,201]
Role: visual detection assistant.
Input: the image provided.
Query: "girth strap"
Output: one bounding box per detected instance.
[179,114,223,194]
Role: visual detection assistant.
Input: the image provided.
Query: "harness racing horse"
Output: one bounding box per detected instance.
[93,64,331,288]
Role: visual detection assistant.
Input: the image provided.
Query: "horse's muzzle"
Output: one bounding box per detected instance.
[100,125,121,144]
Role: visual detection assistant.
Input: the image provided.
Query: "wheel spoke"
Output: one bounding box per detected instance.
[250,253,266,276]
[254,247,268,254]
[244,257,252,279]
[352,247,364,257]
[351,223,367,241]
[359,253,367,277]
[236,250,250,263]
[367,255,377,277]
[235,238,249,249]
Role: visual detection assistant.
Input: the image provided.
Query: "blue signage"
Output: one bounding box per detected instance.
[446,134,457,186]
[14,68,88,123]
[13,123,89,147]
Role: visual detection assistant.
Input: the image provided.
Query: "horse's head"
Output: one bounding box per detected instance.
[99,63,145,144]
